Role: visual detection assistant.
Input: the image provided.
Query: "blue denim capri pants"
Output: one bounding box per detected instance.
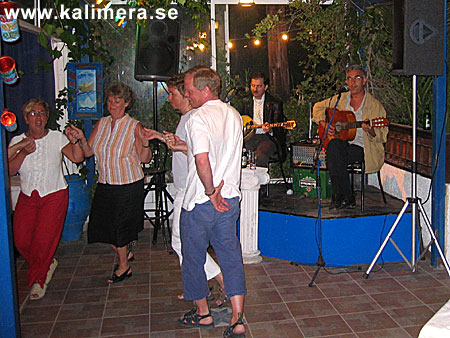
[180,197,246,301]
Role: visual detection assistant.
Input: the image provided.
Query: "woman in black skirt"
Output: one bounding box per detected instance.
[71,84,161,283]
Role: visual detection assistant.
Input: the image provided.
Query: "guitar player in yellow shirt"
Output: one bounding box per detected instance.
[312,65,388,210]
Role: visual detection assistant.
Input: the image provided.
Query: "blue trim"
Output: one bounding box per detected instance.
[0,103,20,337]
[431,1,447,266]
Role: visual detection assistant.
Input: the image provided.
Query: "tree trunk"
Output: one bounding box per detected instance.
[266,5,290,101]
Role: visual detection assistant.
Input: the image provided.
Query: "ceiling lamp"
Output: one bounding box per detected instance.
[239,0,254,7]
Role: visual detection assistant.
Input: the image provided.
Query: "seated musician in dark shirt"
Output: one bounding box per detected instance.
[241,72,287,167]
[312,65,388,210]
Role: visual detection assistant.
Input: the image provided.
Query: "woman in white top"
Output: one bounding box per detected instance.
[8,99,85,300]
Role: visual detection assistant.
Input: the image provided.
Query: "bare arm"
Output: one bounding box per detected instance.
[8,140,36,176]
[134,124,164,164]
[195,152,229,212]
[62,126,85,163]
[7,138,33,160]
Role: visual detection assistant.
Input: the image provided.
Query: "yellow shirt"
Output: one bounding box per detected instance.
[312,91,388,174]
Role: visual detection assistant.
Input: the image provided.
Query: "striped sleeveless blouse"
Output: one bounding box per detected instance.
[93,114,144,185]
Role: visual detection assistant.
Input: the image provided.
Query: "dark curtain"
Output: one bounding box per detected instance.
[2,28,55,143]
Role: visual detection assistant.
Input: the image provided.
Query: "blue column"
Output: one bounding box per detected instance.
[0,90,20,336]
[431,1,447,266]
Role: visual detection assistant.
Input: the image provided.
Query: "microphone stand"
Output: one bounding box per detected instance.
[308,92,359,287]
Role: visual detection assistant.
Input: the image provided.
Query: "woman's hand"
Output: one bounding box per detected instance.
[7,137,36,175]
[65,125,86,143]
[140,127,164,144]
[21,138,36,155]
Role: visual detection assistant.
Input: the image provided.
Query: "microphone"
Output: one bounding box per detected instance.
[225,86,249,103]
[336,86,349,94]
[234,86,249,92]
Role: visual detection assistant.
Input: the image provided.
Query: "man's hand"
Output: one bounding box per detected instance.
[262,122,272,133]
[209,180,230,212]
[320,120,336,136]
[163,131,187,154]
[361,119,376,137]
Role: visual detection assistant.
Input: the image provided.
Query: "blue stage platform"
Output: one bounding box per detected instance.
[258,210,413,266]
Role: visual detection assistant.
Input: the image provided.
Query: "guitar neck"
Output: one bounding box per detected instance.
[338,121,365,130]
[249,122,285,129]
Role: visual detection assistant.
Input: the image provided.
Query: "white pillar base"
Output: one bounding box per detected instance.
[240,167,270,264]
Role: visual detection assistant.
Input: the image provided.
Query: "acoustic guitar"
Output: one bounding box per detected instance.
[318,108,389,148]
[242,115,296,140]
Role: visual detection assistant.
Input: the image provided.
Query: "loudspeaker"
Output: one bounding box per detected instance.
[134,18,181,82]
[392,0,445,76]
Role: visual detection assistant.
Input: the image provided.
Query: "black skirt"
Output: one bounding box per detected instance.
[88,179,144,247]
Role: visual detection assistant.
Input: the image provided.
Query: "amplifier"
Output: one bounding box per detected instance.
[291,142,327,169]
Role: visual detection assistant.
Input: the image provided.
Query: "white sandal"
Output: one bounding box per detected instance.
[45,258,58,284]
[29,283,47,300]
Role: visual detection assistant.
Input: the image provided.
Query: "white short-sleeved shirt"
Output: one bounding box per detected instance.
[183,99,243,211]
[9,130,69,197]
[172,109,194,190]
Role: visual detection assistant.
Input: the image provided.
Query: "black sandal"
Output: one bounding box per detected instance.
[113,250,135,272]
[216,287,228,307]
[178,306,214,328]
[223,313,245,338]
[108,266,132,284]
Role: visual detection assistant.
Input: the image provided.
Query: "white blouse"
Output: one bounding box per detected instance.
[9,130,69,197]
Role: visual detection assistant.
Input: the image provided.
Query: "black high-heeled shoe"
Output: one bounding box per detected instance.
[108,266,132,284]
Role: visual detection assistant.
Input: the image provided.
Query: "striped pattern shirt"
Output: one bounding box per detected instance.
[93,114,144,185]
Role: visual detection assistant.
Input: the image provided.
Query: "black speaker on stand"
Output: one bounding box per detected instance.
[134,18,181,130]
[135,18,180,247]
[392,0,445,76]
[365,0,450,280]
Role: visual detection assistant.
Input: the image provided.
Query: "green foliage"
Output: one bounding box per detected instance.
[250,0,441,128]
[37,1,113,65]
[136,0,209,29]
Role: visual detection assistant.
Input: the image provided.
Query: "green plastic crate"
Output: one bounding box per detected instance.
[292,167,332,199]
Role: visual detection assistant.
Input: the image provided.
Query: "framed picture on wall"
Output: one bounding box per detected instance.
[67,62,103,120]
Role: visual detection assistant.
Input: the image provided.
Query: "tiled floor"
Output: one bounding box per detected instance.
[15,227,450,338]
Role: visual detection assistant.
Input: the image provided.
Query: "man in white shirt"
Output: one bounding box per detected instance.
[177,66,246,337]
[163,73,226,305]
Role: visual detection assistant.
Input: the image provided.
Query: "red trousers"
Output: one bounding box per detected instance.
[13,188,68,287]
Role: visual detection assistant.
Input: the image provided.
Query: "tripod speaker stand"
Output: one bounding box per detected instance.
[364,75,450,279]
